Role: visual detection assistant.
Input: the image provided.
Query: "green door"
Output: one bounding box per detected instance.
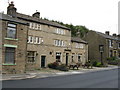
[66,53,69,66]
[41,56,46,68]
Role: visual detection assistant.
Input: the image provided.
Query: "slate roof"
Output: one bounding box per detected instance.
[16,13,70,30]
[0,13,28,25]
[71,37,88,44]
[93,31,119,40]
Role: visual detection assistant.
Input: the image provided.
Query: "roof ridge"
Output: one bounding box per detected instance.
[16,12,70,30]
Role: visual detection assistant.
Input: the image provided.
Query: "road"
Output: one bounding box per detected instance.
[2,68,119,88]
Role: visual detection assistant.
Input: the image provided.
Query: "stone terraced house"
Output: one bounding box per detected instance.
[83,30,120,64]
[71,37,88,65]
[0,2,29,74]
[1,2,88,73]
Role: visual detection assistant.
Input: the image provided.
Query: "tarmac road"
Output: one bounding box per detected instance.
[2,68,119,88]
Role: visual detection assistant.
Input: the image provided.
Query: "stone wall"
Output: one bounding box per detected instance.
[2,20,28,74]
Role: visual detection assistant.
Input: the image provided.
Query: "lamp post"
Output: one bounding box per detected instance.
[99,45,104,65]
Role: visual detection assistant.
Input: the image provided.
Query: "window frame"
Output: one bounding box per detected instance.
[5,47,16,64]
[27,51,37,63]
[56,52,61,62]
[7,23,17,39]
[109,40,113,47]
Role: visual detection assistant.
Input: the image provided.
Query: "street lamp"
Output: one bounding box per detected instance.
[99,45,104,65]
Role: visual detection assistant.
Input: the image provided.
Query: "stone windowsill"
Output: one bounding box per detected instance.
[2,63,16,66]
[5,38,18,41]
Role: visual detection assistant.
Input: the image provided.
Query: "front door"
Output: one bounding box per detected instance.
[41,56,46,68]
[66,53,69,66]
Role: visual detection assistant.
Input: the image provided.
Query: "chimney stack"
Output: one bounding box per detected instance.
[117,34,120,38]
[32,11,40,18]
[112,33,117,37]
[7,1,17,17]
[105,31,110,35]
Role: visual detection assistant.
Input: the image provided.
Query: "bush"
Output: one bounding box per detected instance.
[107,57,117,61]
[48,62,69,71]
[92,61,97,66]
[107,57,120,65]
[48,62,59,69]
[92,61,103,67]
[57,64,69,71]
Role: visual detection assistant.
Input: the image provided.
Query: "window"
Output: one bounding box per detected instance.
[29,23,33,28]
[29,23,41,30]
[38,38,42,44]
[55,28,65,35]
[7,23,17,39]
[80,44,84,48]
[27,36,34,43]
[114,51,117,57]
[109,50,113,57]
[78,54,81,62]
[56,52,61,62]
[34,37,39,44]
[54,40,64,46]
[54,40,57,46]
[34,23,38,30]
[38,24,41,30]
[5,47,15,64]
[76,43,84,48]
[28,36,42,44]
[109,40,113,47]
[72,53,75,62]
[27,51,36,63]
[34,37,41,44]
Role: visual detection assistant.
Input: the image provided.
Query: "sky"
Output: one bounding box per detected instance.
[0,0,119,35]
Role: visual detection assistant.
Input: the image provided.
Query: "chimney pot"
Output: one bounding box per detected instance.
[113,33,117,37]
[7,1,17,17]
[32,12,40,18]
[117,34,120,38]
[105,31,110,35]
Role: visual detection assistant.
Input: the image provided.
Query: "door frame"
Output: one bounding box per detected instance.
[41,55,46,68]
[66,53,69,66]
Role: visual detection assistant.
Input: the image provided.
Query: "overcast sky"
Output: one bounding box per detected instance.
[0,0,119,35]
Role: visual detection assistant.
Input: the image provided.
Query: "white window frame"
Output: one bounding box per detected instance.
[29,36,34,43]
[56,52,61,62]
[34,37,38,44]
[38,38,41,44]
[80,44,84,48]
[38,24,41,30]
[34,23,38,30]
[109,40,113,47]
[8,23,16,27]
[27,36,31,43]
[29,23,32,29]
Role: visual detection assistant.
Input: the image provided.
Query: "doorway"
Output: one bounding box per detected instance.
[41,56,46,68]
[66,53,69,66]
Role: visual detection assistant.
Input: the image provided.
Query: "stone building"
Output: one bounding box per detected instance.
[16,12,72,70]
[1,2,28,74]
[71,37,88,65]
[1,2,88,73]
[83,30,120,64]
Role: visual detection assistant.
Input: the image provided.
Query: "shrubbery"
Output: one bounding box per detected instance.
[56,64,69,71]
[107,57,120,65]
[48,62,59,69]
[92,61,103,67]
[48,62,69,71]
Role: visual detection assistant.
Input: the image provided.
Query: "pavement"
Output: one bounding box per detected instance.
[1,65,118,81]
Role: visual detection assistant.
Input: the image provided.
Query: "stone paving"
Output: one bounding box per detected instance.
[1,65,118,81]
